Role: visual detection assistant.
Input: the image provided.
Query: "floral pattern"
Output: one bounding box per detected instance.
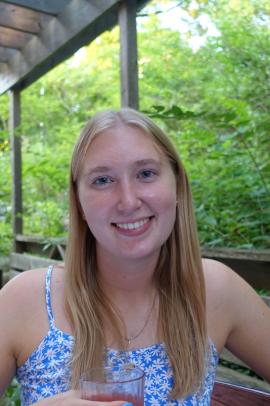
[16,266,219,405]
[107,342,218,405]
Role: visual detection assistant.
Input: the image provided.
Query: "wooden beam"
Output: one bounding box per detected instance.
[9,89,23,250]
[3,0,71,15]
[0,0,119,94]
[212,380,270,404]
[9,252,62,271]
[0,0,149,95]
[0,2,50,34]
[0,47,18,63]
[0,26,34,49]
[119,0,139,109]
[203,247,270,262]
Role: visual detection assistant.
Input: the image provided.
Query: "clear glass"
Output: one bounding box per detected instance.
[80,364,145,405]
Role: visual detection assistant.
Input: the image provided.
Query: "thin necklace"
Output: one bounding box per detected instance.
[124,293,157,346]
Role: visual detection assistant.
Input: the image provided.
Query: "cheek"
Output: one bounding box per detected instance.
[152,183,177,219]
[79,191,112,227]
[159,177,177,210]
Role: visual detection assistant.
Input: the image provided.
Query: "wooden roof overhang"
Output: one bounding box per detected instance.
[0,0,149,95]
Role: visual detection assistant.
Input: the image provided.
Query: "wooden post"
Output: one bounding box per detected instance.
[9,89,23,251]
[119,0,139,109]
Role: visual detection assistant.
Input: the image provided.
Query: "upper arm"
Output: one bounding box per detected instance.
[0,279,19,395]
[211,263,270,382]
[0,268,47,395]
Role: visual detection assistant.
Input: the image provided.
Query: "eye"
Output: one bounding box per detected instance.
[137,169,157,181]
[92,176,114,187]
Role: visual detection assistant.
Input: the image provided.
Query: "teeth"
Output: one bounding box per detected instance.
[116,218,149,230]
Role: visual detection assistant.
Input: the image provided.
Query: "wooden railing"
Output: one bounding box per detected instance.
[3,234,269,288]
[211,381,270,405]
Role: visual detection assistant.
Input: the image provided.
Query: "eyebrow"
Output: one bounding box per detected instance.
[84,159,161,177]
[134,158,161,167]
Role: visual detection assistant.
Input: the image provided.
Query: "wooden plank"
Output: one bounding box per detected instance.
[9,90,23,246]
[15,234,66,259]
[0,26,34,49]
[0,257,9,269]
[203,247,270,262]
[3,0,72,15]
[119,0,139,109]
[15,234,66,244]
[216,365,270,392]
[0,47,17,63]
[9,252,62,271]
[211,381,270,405]
[11,235,270,289]
[0,0,149,94]
[0,0,118,93]
[0,3,50,34]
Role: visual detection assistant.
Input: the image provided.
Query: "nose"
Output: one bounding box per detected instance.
[116,179,141,213]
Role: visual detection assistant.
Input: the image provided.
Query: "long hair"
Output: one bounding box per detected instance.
[64,108,207,398]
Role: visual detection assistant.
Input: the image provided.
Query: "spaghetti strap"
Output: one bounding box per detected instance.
[45,265,55,328]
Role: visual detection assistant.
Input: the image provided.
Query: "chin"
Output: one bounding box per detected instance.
[118,245,161,261]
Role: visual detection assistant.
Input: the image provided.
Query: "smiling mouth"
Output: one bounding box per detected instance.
[112,216,153,231]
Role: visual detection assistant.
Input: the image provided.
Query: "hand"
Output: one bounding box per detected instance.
[33,390,132,405]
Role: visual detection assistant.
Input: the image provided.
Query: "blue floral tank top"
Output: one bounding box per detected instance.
[16,266,219,405]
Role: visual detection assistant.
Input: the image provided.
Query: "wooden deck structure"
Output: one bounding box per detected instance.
[211,381,270,405]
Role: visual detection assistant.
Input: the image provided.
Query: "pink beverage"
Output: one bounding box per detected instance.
[87,394,143,405]
[80,364,144,405]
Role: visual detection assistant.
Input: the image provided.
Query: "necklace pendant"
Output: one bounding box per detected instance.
[123,292,157,347]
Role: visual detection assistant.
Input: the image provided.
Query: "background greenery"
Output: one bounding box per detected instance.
[0,0,269,256]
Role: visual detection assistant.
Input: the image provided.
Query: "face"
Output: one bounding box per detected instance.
[77,124,177,263]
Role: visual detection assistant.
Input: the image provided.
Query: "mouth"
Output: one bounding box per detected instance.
[112,216,154,231]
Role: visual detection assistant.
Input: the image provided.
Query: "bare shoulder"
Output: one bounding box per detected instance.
[0,266,66,392]
[0,268,49,309]
[0,266,65,321]
[202,258,233,303]
[202,257,227,279]
[202,257,265,306]
[1,268,46,301]
[202,259,270,382]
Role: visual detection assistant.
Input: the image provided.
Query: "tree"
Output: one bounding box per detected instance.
[0,0,269,253]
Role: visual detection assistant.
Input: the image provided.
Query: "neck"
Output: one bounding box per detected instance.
[95,249,160,349]
[96,249,159,297]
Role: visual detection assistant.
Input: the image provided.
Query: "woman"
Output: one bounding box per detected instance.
[0,108,269,405]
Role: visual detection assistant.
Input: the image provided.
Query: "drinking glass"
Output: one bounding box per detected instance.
[80,364,144,405]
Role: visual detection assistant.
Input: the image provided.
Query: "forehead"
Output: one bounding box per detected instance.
[84,124,165,163]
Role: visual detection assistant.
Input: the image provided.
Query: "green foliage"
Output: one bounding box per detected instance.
[0,0,269,253]
[0,380,20,406]
[139,0,270,248]
[146,103,270,248]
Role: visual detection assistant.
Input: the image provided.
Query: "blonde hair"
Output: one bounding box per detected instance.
[64,108,207,398]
